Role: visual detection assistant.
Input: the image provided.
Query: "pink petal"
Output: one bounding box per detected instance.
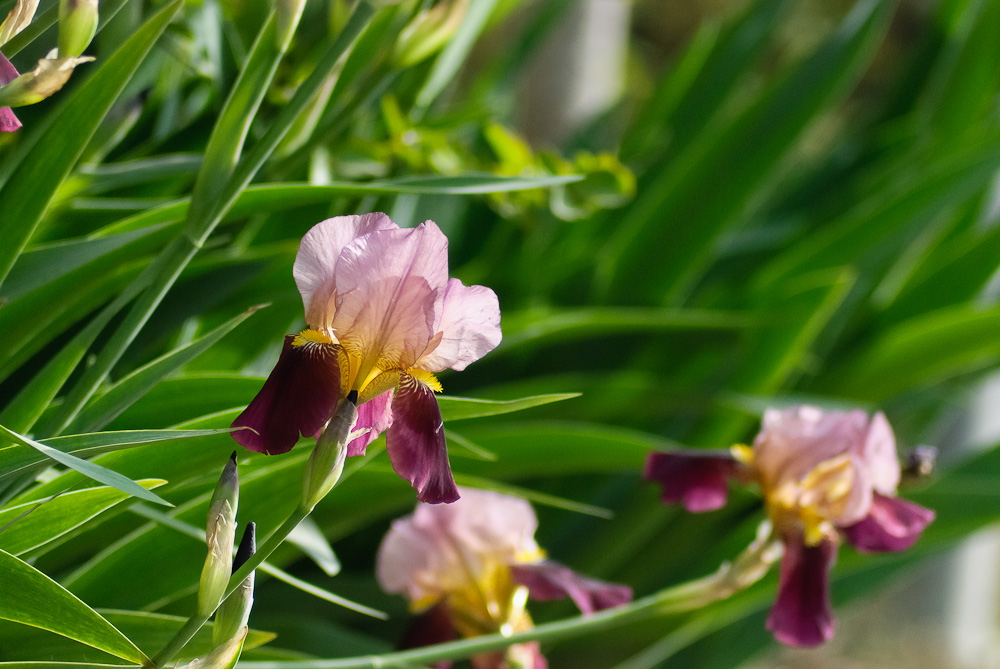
[1,51,22,132]
[841,493,934,553]
[385,373,459,503]
[510,561,632,615]
[398,600,456,668]
[293,213,397,329]
[333,222,450,372]
[416,278,502,372]
[347,389,394,456]
[644,450,739,512]
[766,534,837,648]
[863,412,901,495]
[230,335,341,455]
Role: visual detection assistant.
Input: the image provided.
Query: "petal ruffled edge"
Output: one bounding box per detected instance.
[0,51,22,132]
[348,389,394,456]
[230,335,341,455]
[841,493,934,553]
[510,561,632,615]
[385,373,459,504]
[644,450,740,512]
[766,534,837,648]
[416,278,502,373]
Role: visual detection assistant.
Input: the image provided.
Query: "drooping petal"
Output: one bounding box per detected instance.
[293,213,397,330]
[385,373,458,503]
[347,389,394,456]
[766,534,837,648]
[644,450,740,512]
[510,561,632,615]
[416,278,502,373]
[0,51,21,132]
[333,222,449,374]
[862,412,901,495]
[398,600,456,669]
[841,493,934,553]
[231,335,341,455]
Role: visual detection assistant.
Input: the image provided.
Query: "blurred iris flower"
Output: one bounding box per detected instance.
[645,405,934,647]
[377,488,632,668]
[0,51,18,131]
[231,214,501,503]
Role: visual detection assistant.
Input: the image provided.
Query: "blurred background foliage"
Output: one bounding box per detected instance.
[2,0,1000,666]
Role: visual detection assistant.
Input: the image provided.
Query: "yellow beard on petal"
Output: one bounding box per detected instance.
[407,367,442,392]
[765,454,856,547]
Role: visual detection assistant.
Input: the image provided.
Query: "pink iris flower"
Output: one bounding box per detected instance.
[377,488,632,669]
[1,51,21,132]
[231,214,502,504]
[645,405,934,648]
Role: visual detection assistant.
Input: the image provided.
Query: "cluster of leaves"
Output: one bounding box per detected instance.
[2,0,1000,667]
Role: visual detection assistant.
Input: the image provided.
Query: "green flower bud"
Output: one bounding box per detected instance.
[0,53,93,108]
[58,0,98,58]
[179,627,248,669]
[302,392,358,511]
[197,453,239,617]
[213,523,256,647]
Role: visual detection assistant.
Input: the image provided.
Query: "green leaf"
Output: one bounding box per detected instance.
[437,394,580,422]
[66,307,259,434]
[0,480,165,555]
[0,549,150,665]
[0,425,173,508]
[0,0,184,288]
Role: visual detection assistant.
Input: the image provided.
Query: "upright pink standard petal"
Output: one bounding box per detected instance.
[841,493,934,553]
[510,561,632,615]
[0,51,22,132]
[385,373,458,503]
[293,213,397,329]
[416,278,502,372]
[766,535,837,648]
[644,450,740,512]
[231,336,341,455]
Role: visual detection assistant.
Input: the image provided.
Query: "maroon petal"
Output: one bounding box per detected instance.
[766,535,837,648]
[841,493,934,553]
[230,335,341,455]
[644,450,740,512]
[471,644,548,669]
[0,51,22,132]
[347,389,394,456]
[510,561,632,615]
[385,374,458,503]
[398,600,456,669]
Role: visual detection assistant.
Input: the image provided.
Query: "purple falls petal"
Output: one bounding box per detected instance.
[841,493,934,553]
[398,600,456,669]
[766,534,837,648]
[230,335,341,455]
[644,450,739,512]
[0,51,22,132]
[510,561,633,615]
[348,389,394,456]
[385,373,459,504]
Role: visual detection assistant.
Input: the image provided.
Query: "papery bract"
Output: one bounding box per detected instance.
[645,405,934,648]
[231,214,501,503]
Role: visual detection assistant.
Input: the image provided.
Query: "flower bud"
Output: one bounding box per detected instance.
[302,392,358,511]
[213,523,256,647]
[0,52,93,108]
[392,0,469,67]
[197,453,240,617]
[180,627,248,669]
[58,0,98,58]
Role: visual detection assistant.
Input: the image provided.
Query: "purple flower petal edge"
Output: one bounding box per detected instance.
[385,373,459,504]
[510,561,633,615]
[347,389,393,456]
[841,493,934,553]
[397,600,456,669]
[766,535,837,648]
[230,336,341,455]
[644,450,739,512]
[0,51,22,132]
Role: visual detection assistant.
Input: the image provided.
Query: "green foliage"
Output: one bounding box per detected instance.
[2,0,1000,666]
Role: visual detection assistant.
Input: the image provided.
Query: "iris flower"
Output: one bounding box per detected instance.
[231,214,501,504]
[645,405,934,647]
[377,488,632,668]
